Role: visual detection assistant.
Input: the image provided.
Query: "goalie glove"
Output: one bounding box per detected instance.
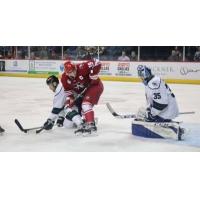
[145,107,156,122]
[43,119,55,130]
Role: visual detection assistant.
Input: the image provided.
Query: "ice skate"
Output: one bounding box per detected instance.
[74,122,97,136]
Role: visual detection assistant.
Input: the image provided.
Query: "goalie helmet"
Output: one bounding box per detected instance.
[64,61,75,74]
[137,65,153,85]
[46,75,59,86]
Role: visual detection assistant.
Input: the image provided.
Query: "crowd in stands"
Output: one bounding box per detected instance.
[0,46,200,62]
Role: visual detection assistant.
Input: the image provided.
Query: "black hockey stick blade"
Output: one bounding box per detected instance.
[36,127,45,134]
[106,103,136,119]
[15,119,42,133]
[15,119,26,132]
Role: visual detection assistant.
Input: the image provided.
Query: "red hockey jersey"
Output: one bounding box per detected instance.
[61,59,102,97]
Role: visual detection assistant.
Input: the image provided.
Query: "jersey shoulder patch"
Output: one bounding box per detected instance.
[147,76,161,90]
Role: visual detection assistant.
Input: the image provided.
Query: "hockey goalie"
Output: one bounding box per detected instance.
[132,65,185,140]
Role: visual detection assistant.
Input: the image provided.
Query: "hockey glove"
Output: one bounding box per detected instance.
[0,126,5,133]
[56,116,65,127]
[65,96,75,108]
[145,108,156,122]
[43,119,55,130]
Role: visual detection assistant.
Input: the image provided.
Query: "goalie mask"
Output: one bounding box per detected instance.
[137,65,153,85]
[46,75,59,92]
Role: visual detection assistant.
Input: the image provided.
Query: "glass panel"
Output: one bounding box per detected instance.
[2,46,199,62]
[48,46,62,60]
[16,46,28,59]
[140,46,183,61]
[63,46,99,60]
[185,46,200,61]
[30,46,62,60]
[99,46,138,61]
[0,46,15,59]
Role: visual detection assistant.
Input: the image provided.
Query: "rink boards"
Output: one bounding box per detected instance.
[1,59,200,84]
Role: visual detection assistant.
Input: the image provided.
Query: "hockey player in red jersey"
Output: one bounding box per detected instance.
[61,59,104,135]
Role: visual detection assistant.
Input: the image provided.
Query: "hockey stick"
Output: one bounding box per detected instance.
[69,87,88,107]
[35,90,88,134]
[14,119,42,133]
[106,103,195,119]
[35,88,88,134]
[36,126,45,134]
[179,111,195,114]
[106,103,136,119]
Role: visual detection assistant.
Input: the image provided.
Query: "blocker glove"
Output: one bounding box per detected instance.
[43,119,55,130]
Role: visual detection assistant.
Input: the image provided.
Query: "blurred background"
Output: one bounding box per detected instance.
[0,46,200,62]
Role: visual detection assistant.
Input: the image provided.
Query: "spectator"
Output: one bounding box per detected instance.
[49,50,59,60]
[30,52,35,59]
[130,50,137,61]
[63,52,71,60]
[118,50,130,61]
[174,46,182,58]
[100,46,117,60]
[0,59,5,71]
[99,46,105,55]
[168,50,181,61]
[16,50,23,59]
[6,51,14,59]
[76,46,86,60]
[39,47,48,59]
[84,46,98,59]
[194,47,200,61]
[67,46,77,59]
[30,52,40,60]
[14,47,27,59]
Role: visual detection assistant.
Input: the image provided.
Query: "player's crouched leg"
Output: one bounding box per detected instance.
[63,118,75,128]
[64,110,83,129]
[56,116,65,127]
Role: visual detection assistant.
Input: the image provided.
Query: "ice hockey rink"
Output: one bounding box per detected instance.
[0,76,200,152]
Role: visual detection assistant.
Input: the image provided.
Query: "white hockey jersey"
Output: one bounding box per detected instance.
[145,76,179,120]
[48,83,67,121]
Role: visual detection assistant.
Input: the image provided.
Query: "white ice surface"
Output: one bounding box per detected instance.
[0,77,200,151]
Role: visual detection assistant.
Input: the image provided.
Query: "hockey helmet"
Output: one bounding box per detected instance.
[137,65,152,85]
[46,75,59,85]
[64,61,75,74]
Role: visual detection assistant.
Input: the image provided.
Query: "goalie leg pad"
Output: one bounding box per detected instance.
[132,120,182,140]
[132,123,164,139]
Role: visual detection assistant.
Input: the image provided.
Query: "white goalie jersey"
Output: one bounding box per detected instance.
[145,76,179,120]
[48,83,67,121]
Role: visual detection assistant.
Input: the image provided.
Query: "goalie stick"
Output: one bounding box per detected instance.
[15,119,42,133]
[106,103,136,119]
[106,103,195,119]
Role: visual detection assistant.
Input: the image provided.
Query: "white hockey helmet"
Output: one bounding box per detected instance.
[137,65,152,85]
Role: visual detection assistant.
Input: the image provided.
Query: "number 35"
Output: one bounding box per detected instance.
[153,93,161,99]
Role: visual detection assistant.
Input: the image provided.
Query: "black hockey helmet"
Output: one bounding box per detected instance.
[46,75,59,85]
